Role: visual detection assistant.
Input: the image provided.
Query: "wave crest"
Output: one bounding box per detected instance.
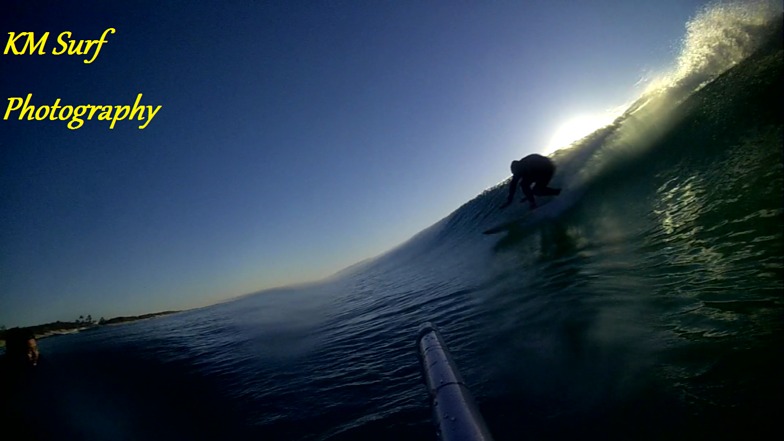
[647,0,782,98]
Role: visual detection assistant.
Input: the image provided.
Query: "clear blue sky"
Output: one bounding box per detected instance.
[1,0,712,327]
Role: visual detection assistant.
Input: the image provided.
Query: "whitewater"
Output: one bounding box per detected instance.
[6,2,782,440]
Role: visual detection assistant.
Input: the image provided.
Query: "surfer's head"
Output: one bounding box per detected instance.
[510,160,522,175]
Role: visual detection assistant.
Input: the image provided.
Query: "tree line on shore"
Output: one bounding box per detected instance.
[0,311,179,343]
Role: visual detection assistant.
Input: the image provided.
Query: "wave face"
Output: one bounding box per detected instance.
[11,4,783,441]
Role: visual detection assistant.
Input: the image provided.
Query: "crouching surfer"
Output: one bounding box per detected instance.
[499,153,561,210]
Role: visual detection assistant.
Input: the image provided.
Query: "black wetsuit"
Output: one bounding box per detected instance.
[505,154,560,209]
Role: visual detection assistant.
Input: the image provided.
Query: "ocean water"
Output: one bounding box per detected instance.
[8,4,783,440]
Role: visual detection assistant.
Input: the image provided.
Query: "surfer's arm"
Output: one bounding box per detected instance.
[521,178,536,209]
[500,175,521,209]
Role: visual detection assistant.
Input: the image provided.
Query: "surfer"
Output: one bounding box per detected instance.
[1,328,41,439]
[1,328,39,369]
[499,153,561,210]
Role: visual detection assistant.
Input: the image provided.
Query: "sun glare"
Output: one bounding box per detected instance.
[544,113,616,155]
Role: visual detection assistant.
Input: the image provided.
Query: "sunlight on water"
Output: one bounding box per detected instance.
[654,175,705,238]
[544,112,618,155]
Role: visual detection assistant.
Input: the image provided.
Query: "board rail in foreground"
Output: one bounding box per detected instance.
[417,322,495,441]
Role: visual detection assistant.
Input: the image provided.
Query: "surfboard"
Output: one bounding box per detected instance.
[482,196,568,235]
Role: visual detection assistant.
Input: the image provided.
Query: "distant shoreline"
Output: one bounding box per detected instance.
[0,310,180,346]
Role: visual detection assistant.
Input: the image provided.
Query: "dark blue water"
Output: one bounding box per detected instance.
[5,5,782,440]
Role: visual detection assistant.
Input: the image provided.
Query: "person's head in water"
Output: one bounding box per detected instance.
[3,328,39,368]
